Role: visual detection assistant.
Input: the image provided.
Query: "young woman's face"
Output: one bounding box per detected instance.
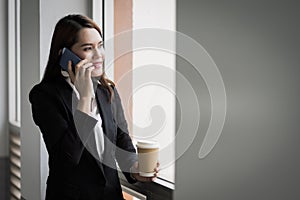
[71,28,105,77]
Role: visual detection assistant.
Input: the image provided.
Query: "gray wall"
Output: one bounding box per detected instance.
[20,0,42,199]
[0,0,8,157]
[175,0,300,199]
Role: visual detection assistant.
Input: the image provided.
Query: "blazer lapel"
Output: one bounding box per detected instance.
[95,85,115,141]
[95,85,118,172]
[95,85,118,168]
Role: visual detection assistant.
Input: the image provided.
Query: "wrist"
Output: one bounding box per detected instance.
[77,96,94,114]
[80,96,94,101]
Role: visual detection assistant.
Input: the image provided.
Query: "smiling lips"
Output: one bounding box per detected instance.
[93,62,103,68]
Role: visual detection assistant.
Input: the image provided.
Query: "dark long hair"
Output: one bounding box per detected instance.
[42,14,114,101]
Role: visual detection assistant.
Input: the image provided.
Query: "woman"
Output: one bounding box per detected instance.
[29,14,158,200]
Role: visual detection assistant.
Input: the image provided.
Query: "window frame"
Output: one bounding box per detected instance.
[92,0,115,81]
[8,0,21,126]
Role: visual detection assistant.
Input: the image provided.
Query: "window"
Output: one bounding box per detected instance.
[96,0,176,183]
[8,1,21,199]
[94,0,175,198]
[8,0,21,126]
[132,0,176,183]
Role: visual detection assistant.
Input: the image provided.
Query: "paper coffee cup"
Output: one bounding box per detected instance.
[136,140,159,177]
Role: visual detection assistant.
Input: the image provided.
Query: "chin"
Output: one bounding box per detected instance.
[92,69,103,77]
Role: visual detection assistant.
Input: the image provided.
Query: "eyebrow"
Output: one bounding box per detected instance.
[80,41,103,47]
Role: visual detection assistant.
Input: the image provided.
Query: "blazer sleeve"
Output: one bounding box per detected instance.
[29,84,97,165]
[112,87,138,183]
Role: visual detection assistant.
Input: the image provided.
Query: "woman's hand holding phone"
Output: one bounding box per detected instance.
[68,59,95,114]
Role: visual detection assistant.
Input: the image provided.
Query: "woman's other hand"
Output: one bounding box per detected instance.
[130,161,160,182]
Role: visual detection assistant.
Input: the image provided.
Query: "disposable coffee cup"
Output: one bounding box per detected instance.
[136,140,159,177]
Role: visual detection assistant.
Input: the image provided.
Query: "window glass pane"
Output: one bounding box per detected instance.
[102,0,176,184]
[132,0,176,183]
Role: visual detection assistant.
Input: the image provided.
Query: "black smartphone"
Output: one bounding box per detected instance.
[59,47,82,72]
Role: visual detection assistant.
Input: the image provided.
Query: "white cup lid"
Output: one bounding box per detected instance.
[136,140,159,149]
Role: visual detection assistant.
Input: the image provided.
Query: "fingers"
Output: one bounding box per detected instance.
[69,59,96,99]
[85,65,95,78]
[139,175,157,182]
[155,162,160,171]
[75,59,88,74]
[154,162,160,174]
[75,60,93,75]
[69,59,94,84]
[151,162,160,181]
[132,161,160,183]
[68,59,89,79]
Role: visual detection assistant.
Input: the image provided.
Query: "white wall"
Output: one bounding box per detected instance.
[20,0,91,199]
[0,0,8,157]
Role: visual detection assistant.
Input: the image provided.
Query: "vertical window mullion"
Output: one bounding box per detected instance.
[16,0,21,123]
[8,0,16,123]
[8,0,21,124]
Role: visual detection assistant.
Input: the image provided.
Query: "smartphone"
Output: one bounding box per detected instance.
[59,47,82,72]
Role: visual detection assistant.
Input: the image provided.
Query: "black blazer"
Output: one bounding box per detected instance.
[29,77,137,200]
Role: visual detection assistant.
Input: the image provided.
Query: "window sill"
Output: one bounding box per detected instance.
[119,171,174,200]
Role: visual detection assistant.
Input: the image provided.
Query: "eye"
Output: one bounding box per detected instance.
[98,44,104,50]
[83,47,93,51]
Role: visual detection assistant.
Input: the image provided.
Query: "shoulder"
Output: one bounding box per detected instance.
[29,79,70,104]
[29,81,54,99]
[29,83,53,107]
